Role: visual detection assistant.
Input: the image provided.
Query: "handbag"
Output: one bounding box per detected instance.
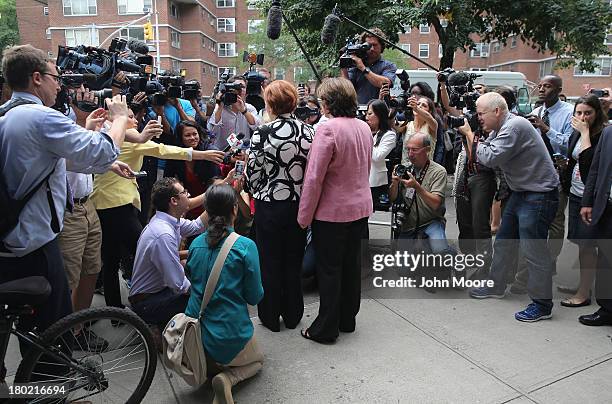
[162,232,240,386]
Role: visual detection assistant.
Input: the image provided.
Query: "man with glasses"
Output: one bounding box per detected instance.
[129,177,206,328]
[458,92,560,322]
[0,45,129,337]
[208,75,262,151]
[389,132,451,254]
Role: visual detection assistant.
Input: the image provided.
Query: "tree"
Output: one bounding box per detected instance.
[0,0,19,61]
[275,0,611,72]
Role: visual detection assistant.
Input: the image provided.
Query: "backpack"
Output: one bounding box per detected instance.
[0,99,56,240]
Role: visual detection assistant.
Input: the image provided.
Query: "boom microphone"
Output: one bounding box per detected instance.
[127,39,150,55]
[266,0,283,40]
[321,9,341,44]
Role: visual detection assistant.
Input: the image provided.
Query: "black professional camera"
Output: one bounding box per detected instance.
[394,164,410,179]
[242,52,266,111]
[157,74,184,99]
[339,38,371,69]
[444,69,482,132]
[295,100,320,122]
[387,69,414,121]
[213,68,241,105]
[182,80,201,100]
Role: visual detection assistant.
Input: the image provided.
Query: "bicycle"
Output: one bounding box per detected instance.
[0,276,157,403]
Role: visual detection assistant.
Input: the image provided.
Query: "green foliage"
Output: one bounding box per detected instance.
[0,0,19,62]
[275,0,611,73]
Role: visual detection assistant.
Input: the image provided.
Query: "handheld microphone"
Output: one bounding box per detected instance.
[321,8,341,44]
[223,133,246,153]
[266,0,283,40]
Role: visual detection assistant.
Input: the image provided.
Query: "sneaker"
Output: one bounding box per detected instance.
[515,303,552,322]
[74,329,109,353]
[469,286,506,299]
[212,373,234,404]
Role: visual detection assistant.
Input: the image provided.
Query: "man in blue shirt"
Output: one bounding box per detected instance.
[0,45,129,337]
[340,28,397,105]
[129,177,206,327]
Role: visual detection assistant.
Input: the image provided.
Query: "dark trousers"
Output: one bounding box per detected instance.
[593,203,612,315]
[456,171,496,269]
[255,200,306,330]
[97,204,143,308]
[308,218,368,341]
[0,239,72,351]
[130,288,189,327]
[489,190,559,309]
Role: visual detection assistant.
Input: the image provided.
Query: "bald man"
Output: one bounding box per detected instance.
[458,92,560,322]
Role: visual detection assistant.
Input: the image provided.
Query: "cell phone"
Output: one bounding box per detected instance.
[552,153,567,162]
[132,171,148,178]
[157,115,162,124]
[234,160,245,178]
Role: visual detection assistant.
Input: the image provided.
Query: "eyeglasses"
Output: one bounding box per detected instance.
[174,189,190,198]
[42,72,61,83]
[406,146,428,153]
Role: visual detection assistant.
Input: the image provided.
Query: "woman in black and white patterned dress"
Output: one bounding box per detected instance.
[246,80,314,332]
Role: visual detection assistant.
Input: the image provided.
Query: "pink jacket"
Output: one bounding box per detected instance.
[298,117,373,226]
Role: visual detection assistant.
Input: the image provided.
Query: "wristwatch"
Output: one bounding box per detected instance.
[362,67,371,75]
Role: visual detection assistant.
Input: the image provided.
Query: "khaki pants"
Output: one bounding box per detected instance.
[57,199,102,291]
[206,336,264,386]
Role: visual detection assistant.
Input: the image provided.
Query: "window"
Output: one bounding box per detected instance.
[274,68,286,80]
[492,41,501,53]
[171,30,180,48]
[202,36,216,51]
[248,19,263,34]
[218,42,236,57]
[63,0,97,16]
[216,0,235,7]
[170,2,179,18]
[605,28,612,45]
[470,68,488,71]
[120,27,145,41]
[218,67,236,79]
[43,6,49,15]
[118,0,151,14]
[418,44,429,58]
[539,60,555,78]
[510,36,517,48]
[171,59,181,73]
[470,43,490,58]
[247,0,258,10]
[46,28,51,40]
[65,28,99,46]
[438,44,443,58]
[400,43,410,54]
[401,24,411,33]
[419,24,430,34]
[217,18,235,32]
[573,57,611,76]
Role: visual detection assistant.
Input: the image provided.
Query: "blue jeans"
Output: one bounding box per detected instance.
[490,190,559,309]
[400,219,451,253]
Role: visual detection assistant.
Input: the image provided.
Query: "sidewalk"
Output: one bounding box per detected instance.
[153,202,612,403]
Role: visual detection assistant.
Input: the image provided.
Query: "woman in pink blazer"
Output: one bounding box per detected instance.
[298,78,373,343]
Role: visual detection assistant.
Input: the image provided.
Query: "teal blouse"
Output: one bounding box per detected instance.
[185,230,263,364]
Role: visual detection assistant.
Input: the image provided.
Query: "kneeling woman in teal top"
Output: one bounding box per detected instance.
[185,184,264,404]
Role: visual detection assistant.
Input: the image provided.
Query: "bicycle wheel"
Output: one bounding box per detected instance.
[15,307,157,404]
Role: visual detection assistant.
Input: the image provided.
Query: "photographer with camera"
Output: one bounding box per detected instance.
[208,76,262,151]
[0,44,129,341]
[366,99,397,209]
[400,96,439,164]
[458,92,560,322]
[295,95,321,127]
[340,28,397,105]
[389,132,450,253]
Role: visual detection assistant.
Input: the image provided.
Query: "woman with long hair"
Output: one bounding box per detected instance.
[185,184,264,404]
[400,95,438,163]
[366,99,396,208]
[164,120,221,220]
[561,94,608,307]
[246,80,314,332]
[298,77,373,343]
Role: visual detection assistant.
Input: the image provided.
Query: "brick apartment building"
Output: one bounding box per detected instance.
[397,23,612,98]
[16,0,265,94]
[15,1,612,97]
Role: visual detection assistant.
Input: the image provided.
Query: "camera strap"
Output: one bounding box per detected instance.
[402,160,430,226]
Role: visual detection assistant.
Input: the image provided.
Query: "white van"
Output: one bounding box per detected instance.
[391,70,532,113]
